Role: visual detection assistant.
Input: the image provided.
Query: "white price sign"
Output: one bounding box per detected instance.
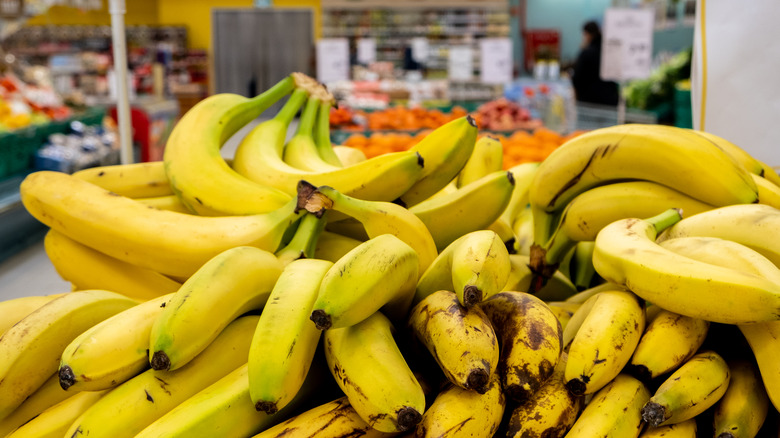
[600,8,655,81]
[411,38,429,63]
[357,38,376,65]
[316,38,350,83]
[448,46,473,81]
[480,38,513,84]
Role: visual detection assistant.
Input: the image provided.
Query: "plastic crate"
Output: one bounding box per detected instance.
[674,86,693,129]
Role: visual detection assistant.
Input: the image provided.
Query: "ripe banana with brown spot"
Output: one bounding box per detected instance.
[0,374,71,437]
[566,374,650,438]
[638,419,697,438]
[72,161,172,198]
[713,360,769,438]
[0,294,64,336]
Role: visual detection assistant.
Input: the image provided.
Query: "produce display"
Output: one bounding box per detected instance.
[2,71,780,437]
[0,74,71,132]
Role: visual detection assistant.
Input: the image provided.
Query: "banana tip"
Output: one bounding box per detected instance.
[565,378,586,397]
[256,401,278,414]
[717,433,736,438]
[463,285,483,307]
[310,309,332,330]
[58,365,76,390]
[466,114,477,128]
[467,369,489,394]
[641,401,669,427]
[150,351,171,371]
[505,383,533,402]
[396,406,423,431]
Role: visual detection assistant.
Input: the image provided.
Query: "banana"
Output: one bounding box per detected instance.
[59,293,173,392]
[561,291,601,346]
[324,312,425,433]
[533,181,714,274]
[398,116,478,206]
[567,241,601,291]
[641,350,730,427]
[164,75,299,216]
[627,310,709,382]
[502,254,576,302]
[638,419,697,437]
[513,204,534,255]
[299,182,437,275]
[739,322,780,412]
[753,173,780,209]
[593,209,780,324]
[332,145,366,166]
[410,170,516,250]
[415,372,505,438]
[506,352,583,438]
[149,247,281,371]
[252,396,394,438]
[568,374,650,438]
[233,93,425,202]
[499,162,540,227]
[7,390,106,438]
[478,291,562,401]
[283,96,341,172]
[658,204,780,267]
[309,234,418,330]
[0,294,63,336]
[314,99,344,167]
[313,231,363,263]
[65,316,259,438]
[691,129,764,176]
[565,282,625,304]
[0,374,71,437]
[44,229,181,300]
[712,360,769,438]
[136,194,192,214]
[564,290,645,396]
[0,290,137,420]
[249,259,332,414]
[415,230,510,307]
[457,135,504,187]
[22,171,300,278]
[275,213,327,266]
[545,302,580,331]
[408,290,499,393]
[487,217,516,248]
[72,161,172,198]
[760,160,780,186]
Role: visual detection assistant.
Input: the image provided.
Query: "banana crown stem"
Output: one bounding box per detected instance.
[275,89,309,125]
[646,208,684,234]
[296,96,321,136]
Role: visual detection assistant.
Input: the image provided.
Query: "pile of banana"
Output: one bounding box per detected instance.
[2,71,780,438]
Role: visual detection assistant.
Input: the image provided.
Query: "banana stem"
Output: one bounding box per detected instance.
[646,208,684,235]
[276,212,327,262]
[275,89,308,126]
[314,100,343,167]
[248,75,295,107]
[219,75,296,144]
[296,96,320,137]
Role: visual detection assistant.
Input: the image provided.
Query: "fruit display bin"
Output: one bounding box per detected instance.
[0,107,105,180]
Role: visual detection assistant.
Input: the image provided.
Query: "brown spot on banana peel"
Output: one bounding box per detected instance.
[59,365,76,390]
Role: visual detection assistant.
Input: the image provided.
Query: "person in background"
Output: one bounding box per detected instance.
[571,21,619,106]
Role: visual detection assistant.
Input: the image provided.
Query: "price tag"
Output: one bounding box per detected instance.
[411,38,429,64]
[357,38,376,65]
[316,38,350,83]
[448,46,473,81]
[480,38,513,84]
[601,8,655,81]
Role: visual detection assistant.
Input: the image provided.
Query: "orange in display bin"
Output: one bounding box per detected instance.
[109,100,179,162]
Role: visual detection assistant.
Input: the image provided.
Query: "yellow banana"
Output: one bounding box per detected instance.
[332,145,367,167]
[0,374,71,437]
[760,160,780,187]
[502,254,576,302]
[136,194,192,214]
[164,76,299,215]
[252,396,394,438]
[712,360,769,438]
[72,161,171,198]
[275,213,327,266]
[408,290,499,393]
[499,162,540,227]
[659,236,780,282]
[753,173,780,209]
[7,390,106,438]
[561,290,601,346]
[66,316,259,438]
[545,301,580,332]
[691,129,764,176]
[513,204,535,256]
[534,181,714,275]
[593,209,780,324]
[415,373,505,438]
[487,217,516,247]
[564,282,625,304]
[313,231,363,263]
[399,116,478,206]
[457,135,504,187]
[324,311,425,433]
[415,230,510,307]
[22,170,300,278]
[299,182,437,276]
[564,290,645,396]
[506,352,583,438]
[59,293,173,392]
[310,234,418,330]
[739,322,780,412]
[529,123,758,248]
[658,204,780,267]
[150,246,281,371]
[314,99,344,167]
[641,350,730,427]
[566,374,650,438]
[283,96,341,172]
[478,291,562,401]
[410,170,516,250]
[44,229,180,301]
[249,259,332,414]
[627,309,709,382]
[0,294,63,336]
[638,419,697,437]
[0,290,137,419]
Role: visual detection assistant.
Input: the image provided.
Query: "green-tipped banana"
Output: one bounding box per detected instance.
[275,213,327,266]
[314,99,343,167]
[283,96,341,172]
[150,246,283,371]
[457,135,504,187]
